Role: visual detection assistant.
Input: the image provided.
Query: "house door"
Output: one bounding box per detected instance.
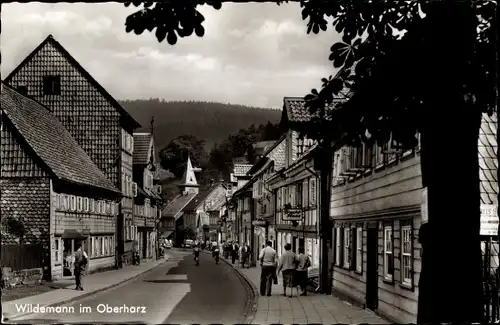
[366,226,379,311]
[292,236,297,253]
[299,237,305,252]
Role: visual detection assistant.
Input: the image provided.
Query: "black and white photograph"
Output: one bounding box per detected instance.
[0,0,498,324]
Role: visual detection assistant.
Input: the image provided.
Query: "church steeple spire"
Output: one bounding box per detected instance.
[179,154,200,194]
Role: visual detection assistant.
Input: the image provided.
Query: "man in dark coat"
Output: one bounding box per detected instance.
[74,242,88,291]
[231,241,239,265]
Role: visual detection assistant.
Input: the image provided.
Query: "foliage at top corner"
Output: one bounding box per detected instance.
[124,0,497,148]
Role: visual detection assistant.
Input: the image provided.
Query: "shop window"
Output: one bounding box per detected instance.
[343,227,351,269]
[384,225,394,282]
[356,226,363,273]
[401,223,413,288]
[335,227,341,266]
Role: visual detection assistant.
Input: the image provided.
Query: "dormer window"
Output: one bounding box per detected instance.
[43,76,61,96]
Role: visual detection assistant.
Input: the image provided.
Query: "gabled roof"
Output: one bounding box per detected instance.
[180,156,200,188]
[4,34,141,129]
[478,113,498,205]
[133,133,153,165]
[162,192,197,219]
[233,164,252,177]
[1,83,120,194]
[282,96,346,124]
[183,183,223,212]
[248,133,287,175]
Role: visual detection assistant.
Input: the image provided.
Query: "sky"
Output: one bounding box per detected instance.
[1,2,341,109]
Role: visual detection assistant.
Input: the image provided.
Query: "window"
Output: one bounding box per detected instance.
[42,75,61,95]
[295,183,302,208]
[89,237,94,258]
[130,136,134,153]
[384,225,394,281]
[111,203,115,215]
[77,197,83,211]
[401,224,413,287]
[55,194,60,210]
[343,227,351,268]
[356,226,363,273]
[90,199,95,213]
[94,237,99,256]
[106,202,111,214]
[71,196,76,211]
[335,227,341,266]
[63,195,69,210]
[84,198,89,212]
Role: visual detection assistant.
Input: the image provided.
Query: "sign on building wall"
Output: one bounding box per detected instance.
[481,204,499,236]
[421,187,428,224]
[309,178,317,206]
[283,208,303,221]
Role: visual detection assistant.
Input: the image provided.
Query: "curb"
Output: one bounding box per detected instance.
[202,251,258,324]
[3,258,170,322]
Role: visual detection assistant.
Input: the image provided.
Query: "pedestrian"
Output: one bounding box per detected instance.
[241,243,248,268]
[259,240,277,296]
[74,242,88,291]
[231,241,239,265]
[277,243,297,298]
[296,247,311,296]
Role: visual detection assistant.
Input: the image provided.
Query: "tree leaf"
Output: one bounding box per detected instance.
[155,27,167,42]
[195,25,205,37]
[167,32,178,45]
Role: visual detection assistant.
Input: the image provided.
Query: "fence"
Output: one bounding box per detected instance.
[482,238,500,323]
[1,244,44,271]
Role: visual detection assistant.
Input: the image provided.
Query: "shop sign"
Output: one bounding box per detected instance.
[283,208,303,221]
[252,220,267,227]
[480,204,498,236]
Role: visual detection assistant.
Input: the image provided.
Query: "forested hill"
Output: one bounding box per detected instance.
[120,99,282,150]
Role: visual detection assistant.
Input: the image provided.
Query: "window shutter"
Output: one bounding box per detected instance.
[350,227,356,271]
[339,227,344,265]
[302,179,308,208]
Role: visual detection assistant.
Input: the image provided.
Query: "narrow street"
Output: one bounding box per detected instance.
[9,251,251,324]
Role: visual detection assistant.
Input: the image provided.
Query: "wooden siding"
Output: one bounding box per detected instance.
[331,155,423,323]
[330,156,422,218]
[0,178,51,279]
[7,41,121,187]
[1,118,48,178]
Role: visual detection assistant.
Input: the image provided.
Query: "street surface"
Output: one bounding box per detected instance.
[8,250,251,324]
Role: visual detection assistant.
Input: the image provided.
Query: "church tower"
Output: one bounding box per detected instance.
[179,155,201,195]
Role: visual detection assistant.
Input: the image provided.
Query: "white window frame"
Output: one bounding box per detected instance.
[401,225,412,286]
[84,198,90,212]
[90,199,95,213]
[343,227,351,268]
[384,225,393,281]
[71,195,77,211]
[335,227,341,266]
[77,197,83,211]
[356,226,363,272]
[63,195,69,210]
[55,194,60,210]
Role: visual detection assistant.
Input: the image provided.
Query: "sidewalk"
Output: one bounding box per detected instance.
[222,257,388,324]
[2,250,186,321]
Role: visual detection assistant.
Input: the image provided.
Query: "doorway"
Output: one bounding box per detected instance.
[299,237,305,253]
[365,226,379,311]
[292,236,297,253]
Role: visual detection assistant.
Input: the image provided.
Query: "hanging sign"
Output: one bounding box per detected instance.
[421,187,428,224]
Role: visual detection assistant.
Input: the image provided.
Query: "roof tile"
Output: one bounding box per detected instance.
[162,192,197,218]
[133,133,152,165]
[233,164,252,177]
[1,83,119,194]
[478,113,498,205]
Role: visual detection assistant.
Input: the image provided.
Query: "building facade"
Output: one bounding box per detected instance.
[5,34,142,266]
[132,133,163,261]
[1,83,121,280]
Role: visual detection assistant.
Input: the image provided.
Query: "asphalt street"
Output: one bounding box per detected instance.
[9,250,251,324]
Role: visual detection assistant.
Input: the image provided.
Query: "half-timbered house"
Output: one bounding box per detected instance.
[1,83,121,281]
[132,132,163,261]
[4,34,142,265]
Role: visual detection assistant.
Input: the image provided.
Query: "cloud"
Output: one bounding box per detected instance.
[1,2,341,108]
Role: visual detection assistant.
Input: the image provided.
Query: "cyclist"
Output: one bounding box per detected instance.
[213,244,220,264]
[193,243,201,266]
